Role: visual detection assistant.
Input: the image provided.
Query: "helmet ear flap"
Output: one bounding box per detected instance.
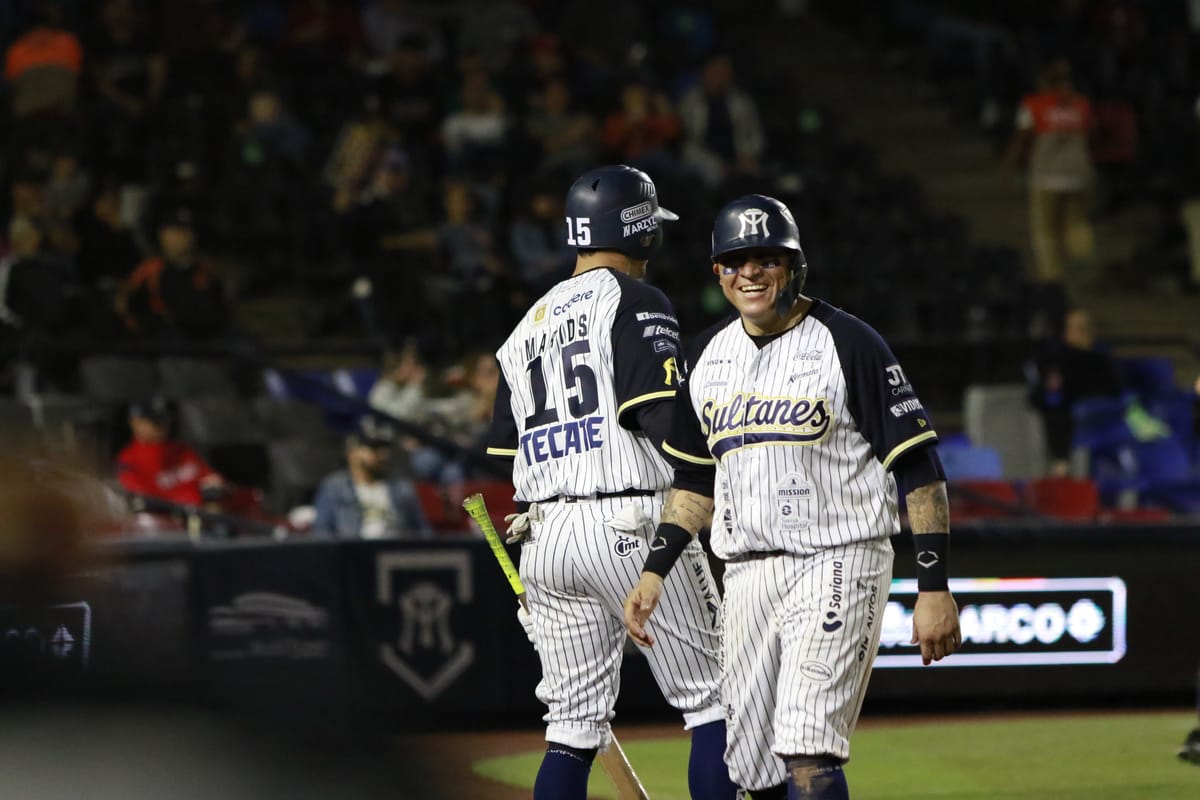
[773,262,808,318]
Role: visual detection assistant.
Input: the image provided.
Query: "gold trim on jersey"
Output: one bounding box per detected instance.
[881,430,938,470]
[617,390,675,418]
[663,441,715,465]
[485,446,519,457]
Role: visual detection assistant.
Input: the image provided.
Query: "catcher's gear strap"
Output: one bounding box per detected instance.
[913,533,950,592]
[642,522,692,578]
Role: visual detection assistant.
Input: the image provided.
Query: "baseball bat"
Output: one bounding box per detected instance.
[463,494,651,800]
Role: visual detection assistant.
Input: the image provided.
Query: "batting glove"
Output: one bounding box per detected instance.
[504,512,532,544]
[516,603,536,649]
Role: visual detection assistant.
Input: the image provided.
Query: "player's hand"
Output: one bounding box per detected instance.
[516,603,536,650]
[624,573,664,647]
[911,591,961,665]
[504,512,532,544]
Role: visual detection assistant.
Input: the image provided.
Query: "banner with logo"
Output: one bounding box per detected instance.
[343,540,521,715]
[194,541,347,705]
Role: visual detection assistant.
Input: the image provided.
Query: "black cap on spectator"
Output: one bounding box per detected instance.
[349,415,397,448]
[129,396,175,423]
[159,205,196,229]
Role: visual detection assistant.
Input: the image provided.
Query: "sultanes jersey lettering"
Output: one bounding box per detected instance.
[487,268,678,502]
[664,299,938,560]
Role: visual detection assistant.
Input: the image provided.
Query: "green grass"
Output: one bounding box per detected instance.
[473,712,1200,799]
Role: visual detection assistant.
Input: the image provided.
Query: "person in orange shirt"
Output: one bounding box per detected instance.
[113,206,228,339]
[3,3,84,118]
[1006,58,1097,287]
[601,77,681,164]
[115,396,225,508]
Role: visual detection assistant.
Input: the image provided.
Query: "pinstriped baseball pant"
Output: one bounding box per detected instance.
[520,494,726,750]
[721,539,892,790]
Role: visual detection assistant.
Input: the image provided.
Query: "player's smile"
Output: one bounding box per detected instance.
[715,247,791,325]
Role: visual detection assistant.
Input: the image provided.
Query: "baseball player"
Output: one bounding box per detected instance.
[623,195,962,799]
[486,165,739,799]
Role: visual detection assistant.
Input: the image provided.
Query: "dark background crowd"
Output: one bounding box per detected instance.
[0,0,1196,536]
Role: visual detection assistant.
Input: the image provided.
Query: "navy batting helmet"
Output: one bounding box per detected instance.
[711,194,807,316]
[564,165,678,260]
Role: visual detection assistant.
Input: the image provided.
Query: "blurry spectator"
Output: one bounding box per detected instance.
[311,414,431,539]
[360,0,444,67]
[441,66,507,176]
[88,0,167,181]
[239,89,311,169]
[344,146,430,343]
[0,215,72,337]
[678,54,766,188]
[374,33,444,157]
[368,339,429,423]
[601,77,681,169]
[114,206,228,339]
[1005,58,1096,286]
[282,0,365,70]
[407,349,501,483]
[386,180,509,351]
[41,149,91,255]
[457,0,538,74]
[3,1,83,119]
[508,183,572,297]
[43,149,91,229]
[324,94,398,215]
[78,181,143,292]
[115,396,226,508]
[355,146,427,250]
[524,77,596,176]
[1026,307,1123,474]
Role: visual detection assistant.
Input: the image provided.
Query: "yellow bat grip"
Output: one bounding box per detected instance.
[463,493,526,599]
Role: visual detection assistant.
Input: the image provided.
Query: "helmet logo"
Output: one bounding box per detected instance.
[737,208,770,238]
[621,202,653,223]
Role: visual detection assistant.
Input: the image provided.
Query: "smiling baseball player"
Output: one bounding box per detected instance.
[486,165,738,799]
[624,194,962,799]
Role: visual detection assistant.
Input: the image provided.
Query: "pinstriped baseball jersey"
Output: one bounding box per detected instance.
[664,299,938,559]
[487,267,679,502]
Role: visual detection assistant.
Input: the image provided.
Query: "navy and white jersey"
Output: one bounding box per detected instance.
[487,268,680,502]
[664,299,937,560]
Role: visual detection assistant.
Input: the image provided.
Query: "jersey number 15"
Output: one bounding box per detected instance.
[525,341,599,427]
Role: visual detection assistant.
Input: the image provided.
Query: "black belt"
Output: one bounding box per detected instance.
[538,488,659,504]
[726,550,788,563]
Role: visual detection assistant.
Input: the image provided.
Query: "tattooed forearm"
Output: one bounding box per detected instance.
[661,489,715,533]
[906,481,950,533]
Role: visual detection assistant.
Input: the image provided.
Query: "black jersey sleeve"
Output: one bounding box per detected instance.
[661,320,725,469]
[816,303,939,470]
[485,370,519,459]
[610,273,681,431]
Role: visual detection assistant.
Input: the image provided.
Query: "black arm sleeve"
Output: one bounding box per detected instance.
[661,326,722,497]
[485,370,519,462]
[610,273,681,431]
[817,304,939,470]
[891,443,946,497]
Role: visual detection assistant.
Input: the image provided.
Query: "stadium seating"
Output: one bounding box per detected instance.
[156,357,239,398]
[963,384,1047,478]
[266,438,344,513]
[1024,477,1100,522]
[80,356,158,403]
[948,479,1022,520]
[938,442,1004,480]
[1117,356,1176,404]
[178,396,263,447]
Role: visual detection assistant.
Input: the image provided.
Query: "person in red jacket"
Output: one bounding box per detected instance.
[115,396,224,507]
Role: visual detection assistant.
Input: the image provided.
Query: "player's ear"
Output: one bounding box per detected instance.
[711,261,721,279]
